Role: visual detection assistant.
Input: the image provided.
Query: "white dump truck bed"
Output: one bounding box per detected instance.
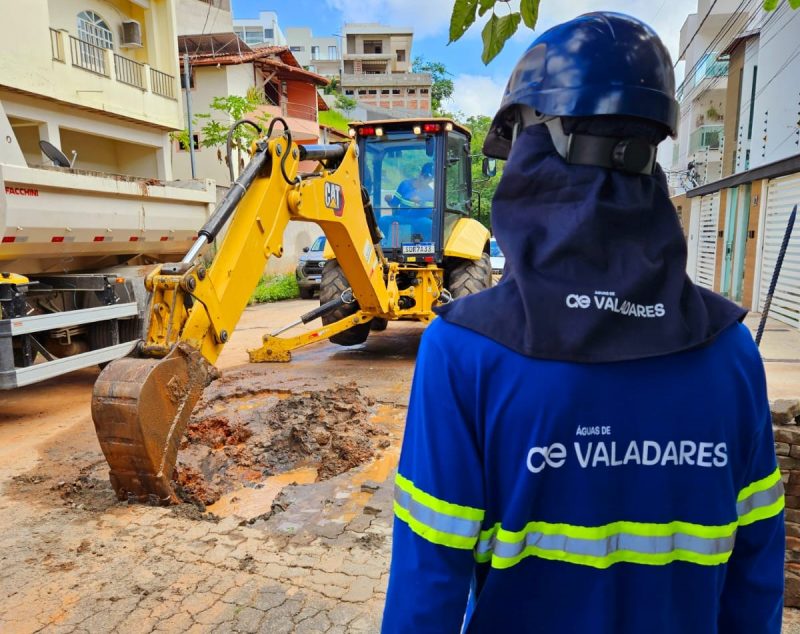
[1,164,215,274]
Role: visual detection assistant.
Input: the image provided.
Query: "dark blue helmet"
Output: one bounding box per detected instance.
[484,12,679,160]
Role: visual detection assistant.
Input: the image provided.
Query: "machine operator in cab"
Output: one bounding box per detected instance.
[383,12,784,634]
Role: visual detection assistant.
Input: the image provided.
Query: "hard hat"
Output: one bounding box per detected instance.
[421,162,434,177]
[483,12,679,164]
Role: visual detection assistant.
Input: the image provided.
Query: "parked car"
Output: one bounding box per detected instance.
[296,236,328,299]
[490,238,505,278]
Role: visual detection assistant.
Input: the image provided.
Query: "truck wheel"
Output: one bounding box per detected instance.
[299,287,314,300]
[320,260,371,347]
[448,253,493,299]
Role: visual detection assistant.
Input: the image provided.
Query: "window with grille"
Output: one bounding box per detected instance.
[77,11,113,49]
[328,45,337,59]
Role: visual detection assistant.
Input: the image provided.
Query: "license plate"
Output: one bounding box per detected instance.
[401,242,435,255]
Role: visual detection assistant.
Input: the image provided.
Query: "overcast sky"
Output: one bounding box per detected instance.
[231,0,699,117]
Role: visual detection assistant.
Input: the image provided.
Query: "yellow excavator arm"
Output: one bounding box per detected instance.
[91,126,395,504]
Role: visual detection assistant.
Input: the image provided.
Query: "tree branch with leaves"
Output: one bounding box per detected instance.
[449,0,540,64]
[450,0,797,65]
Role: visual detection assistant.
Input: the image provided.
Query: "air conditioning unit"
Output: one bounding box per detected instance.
[121,20,143,48]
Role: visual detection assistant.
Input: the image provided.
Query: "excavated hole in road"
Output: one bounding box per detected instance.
[171,381,391,521]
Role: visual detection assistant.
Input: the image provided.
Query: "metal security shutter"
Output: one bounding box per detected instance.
[759,173,800,329]
[695,193,720,290]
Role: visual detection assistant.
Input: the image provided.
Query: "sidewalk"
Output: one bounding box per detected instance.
[743,313,800,401]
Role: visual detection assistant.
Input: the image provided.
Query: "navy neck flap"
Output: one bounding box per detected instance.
[436,125,745,363]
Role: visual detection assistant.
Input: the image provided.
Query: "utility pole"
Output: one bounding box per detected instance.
[183,53,197,179]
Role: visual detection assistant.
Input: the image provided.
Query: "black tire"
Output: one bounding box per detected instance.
[299,287,315,300]
[319,260,371,346]
[119,317,142,343]
[448,253,493,299]
[88,321,116,350]
[370,318,388,331]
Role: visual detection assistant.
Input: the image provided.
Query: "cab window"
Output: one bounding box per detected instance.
[445,132,470,214]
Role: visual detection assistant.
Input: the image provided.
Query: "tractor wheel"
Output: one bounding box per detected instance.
[320,260,371,347]
[370,318,388,331]
[448,253,493,299]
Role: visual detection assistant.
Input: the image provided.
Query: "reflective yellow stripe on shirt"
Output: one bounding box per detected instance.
[471,467,784,570]
[394,473,484,550]
[737,466,785,526]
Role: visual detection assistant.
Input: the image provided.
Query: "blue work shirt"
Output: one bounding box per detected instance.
[383,318,785,633]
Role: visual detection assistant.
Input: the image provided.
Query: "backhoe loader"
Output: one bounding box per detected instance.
[91,117,491,505]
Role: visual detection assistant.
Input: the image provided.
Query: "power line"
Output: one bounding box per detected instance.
[675,0,721,68]
[677,0,758,97]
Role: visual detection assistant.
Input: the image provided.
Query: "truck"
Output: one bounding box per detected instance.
[0,104,216,390]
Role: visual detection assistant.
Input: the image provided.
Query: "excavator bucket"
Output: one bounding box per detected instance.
[91,344,214,505]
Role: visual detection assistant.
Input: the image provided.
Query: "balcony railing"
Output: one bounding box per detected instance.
[694,53,728,87]
[50,28,65,62]
[69,35,108,76]
[48,29,176,99]
[150,68,175,99]
[114,53,145,89]
[689,125,724,153]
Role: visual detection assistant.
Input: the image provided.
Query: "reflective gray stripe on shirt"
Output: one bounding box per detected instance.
[484,530,736,561]
[737,478,785,518]
[394,487,482,539]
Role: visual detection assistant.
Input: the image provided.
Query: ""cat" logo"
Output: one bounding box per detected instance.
[324,182,345,217]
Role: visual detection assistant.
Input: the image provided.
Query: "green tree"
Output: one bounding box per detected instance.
[412,56,454,114]
[464,114,501,230]
[334,93,357,115]
[172,91,271,171]
[324,76,340,95]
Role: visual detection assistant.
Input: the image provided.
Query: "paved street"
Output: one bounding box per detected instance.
[0,302,798,633]
[0,300,420,633]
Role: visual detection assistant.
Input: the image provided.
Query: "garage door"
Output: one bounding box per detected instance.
[759,173,800,329]
[695,193,720,290]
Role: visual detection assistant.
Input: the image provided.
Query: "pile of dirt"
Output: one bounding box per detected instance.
[172,383,384,509]
[183,417,252,450]
[52,472,117,513]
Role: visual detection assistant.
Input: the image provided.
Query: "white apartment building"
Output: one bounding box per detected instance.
[232,11,286,47]
[284,27,341,78]
[673,1,800,332]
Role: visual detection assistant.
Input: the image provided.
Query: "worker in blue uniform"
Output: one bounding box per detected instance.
[382,12,784,634]
[381,163,435,244]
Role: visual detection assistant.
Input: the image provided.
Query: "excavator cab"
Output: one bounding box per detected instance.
[350,119,473,265]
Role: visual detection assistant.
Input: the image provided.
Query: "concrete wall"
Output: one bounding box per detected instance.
[734,38,760,173]
[2,88,171,178]
[0,0,182,130]
[172,64,242,185]
[175,0,232,35]
[285,27,339,69]
[722,43,745,178]
[748,6,800,169]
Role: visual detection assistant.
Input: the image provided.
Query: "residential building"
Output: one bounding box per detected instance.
[284,27,341,78]
[232,11,286,47]
[0,0,184,179]
[670,0,749,193]
[173,33,331,272]
[176,0,232,36]
[674,1,800,332]
[339,23,432,117]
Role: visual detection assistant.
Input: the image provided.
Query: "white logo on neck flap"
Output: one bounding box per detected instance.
[565,290,665,319]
